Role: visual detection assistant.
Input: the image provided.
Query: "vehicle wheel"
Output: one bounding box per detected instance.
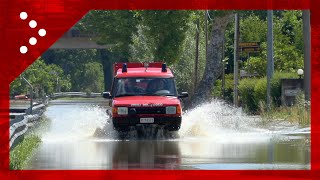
[114,126,129,139]
[137,127,145,139]
[166,125,180,131]
[116,127,129,132]
[136,125,158,139]
[113,124,129,132]
[118,131,128,139]
[163,129,180,139]
[151,126,159,139]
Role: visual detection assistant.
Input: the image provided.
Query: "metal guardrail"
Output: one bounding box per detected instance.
[9,114,39,148]
[9,92,100,149]
[9,102,47,150]
[51,92,102,98]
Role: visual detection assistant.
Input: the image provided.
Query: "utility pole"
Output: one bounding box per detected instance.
[222,38,226,99]
[194,19,200,93]
[56,77,59,92]
[233,13,240,107]
[266,10,274,110]
[205,10,208,63]
[21,75,33,114]
[303,10,311,101]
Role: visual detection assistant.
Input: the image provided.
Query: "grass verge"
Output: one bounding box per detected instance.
[10,134,41,170]
[259,93,310,127]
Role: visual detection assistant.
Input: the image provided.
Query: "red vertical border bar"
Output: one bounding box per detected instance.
[0,0,318,179]
[311,0,320,172]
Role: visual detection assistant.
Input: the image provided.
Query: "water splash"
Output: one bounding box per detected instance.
[42,99,309,142]
[42,104,113,142]
[180,100,253,136]
[179,99,311,143]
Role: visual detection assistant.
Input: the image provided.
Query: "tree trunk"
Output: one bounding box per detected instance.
[99,49,113,92]
[99,49,130,92]
[192,12,234,106]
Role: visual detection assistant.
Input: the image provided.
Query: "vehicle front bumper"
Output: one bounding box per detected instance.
[112,116,181,127]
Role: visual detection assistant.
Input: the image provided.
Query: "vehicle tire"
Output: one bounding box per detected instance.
[137,127,145,139]
[163,129,180,139]
[165,125,180,131]
[151,126,159,139]
[114,126,129,139]
[113,124,129,132]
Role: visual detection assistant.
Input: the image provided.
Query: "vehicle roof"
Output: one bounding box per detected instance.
[115,67,174,78]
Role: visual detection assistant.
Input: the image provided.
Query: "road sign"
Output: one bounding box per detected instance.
[239,42,261,52]
[241,47,261,52]
[239,42,260,47]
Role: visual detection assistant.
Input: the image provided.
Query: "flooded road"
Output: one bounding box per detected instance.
[26,99,310,170]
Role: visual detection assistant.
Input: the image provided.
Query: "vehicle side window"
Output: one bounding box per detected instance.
[115,79,126,95]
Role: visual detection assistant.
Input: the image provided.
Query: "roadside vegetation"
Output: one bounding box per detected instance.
[259,93,310,126]
[10,134,41,170]
[213,72,310,126]
[10,116,50,170]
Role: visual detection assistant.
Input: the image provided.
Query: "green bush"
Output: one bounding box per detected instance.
[212,74,234,104]
[253,77,267,108]
[214,71,298,114]
[224,74,234,104]
[212,79,222,97]
[237,71,297,114]
[10,134,41,169]
[239,78,258,113]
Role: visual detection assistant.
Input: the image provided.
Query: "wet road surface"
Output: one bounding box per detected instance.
[26,99,310,170]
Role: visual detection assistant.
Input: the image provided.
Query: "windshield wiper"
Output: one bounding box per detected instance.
[115,94,136,97]
[163,94,176,96]
[143,93,176,97]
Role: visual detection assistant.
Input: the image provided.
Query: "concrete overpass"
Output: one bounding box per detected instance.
[50,29,110,49]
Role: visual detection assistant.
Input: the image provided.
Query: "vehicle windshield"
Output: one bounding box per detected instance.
[112,77,178,97]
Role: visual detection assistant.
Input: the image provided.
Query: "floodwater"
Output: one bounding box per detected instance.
[26,98,310,170]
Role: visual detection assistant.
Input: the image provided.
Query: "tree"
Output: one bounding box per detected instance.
[42,49,100,91]
[136,11,191,64]
[192,11,234,105]
[240,15,267,43]
[77,10,193,90]
[170,11,207,94]
[78,10,138,61]
[129,24,155,62]
[10,59,71,97]
[243,11,304,75]
[80,62,104,92]
[76,11,139,90]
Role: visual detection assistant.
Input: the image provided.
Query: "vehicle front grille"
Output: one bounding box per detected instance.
[129,107,166,114]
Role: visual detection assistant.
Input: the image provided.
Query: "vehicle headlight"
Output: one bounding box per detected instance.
[166,106,176,114]
[117,107,128,115]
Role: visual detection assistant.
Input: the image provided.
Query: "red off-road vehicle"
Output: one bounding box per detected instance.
[103,62,188,132]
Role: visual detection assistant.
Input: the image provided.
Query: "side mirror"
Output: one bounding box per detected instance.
[179,92,188,98]
[102,92,112,99]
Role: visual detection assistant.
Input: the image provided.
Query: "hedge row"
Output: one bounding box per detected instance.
[214,72,297,114]
[241,72,297,113]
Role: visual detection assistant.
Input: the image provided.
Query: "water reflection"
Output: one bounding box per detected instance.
[28,135,309,170]
[108,140,181,169]
[178,136,310,169]
[28,140,181,169]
